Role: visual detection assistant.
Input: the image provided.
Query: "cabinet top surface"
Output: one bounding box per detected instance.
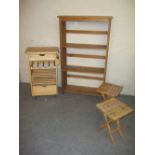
[26,47,58,54]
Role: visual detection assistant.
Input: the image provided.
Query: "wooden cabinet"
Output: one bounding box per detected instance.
[58,16,113,96]
[26,47,60,96]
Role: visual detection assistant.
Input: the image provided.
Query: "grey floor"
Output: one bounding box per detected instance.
[20,83,135,155]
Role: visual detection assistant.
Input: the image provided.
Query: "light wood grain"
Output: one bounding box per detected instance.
[64,43,106,49]
[58,16,112,22]
[96,82,123,99]
[32,85,57,96]
[29,54,57,61]
[64,85,100,96]
[96,98,133,121]
[104,19,112,81]
[66,30,108,35]
[63,65,104,73]
[67,74,103,80]
[67,53,106,59]
[26,47,59,96]
[96,98,133,143]
[58,16,112,95]
[26,47,58,53]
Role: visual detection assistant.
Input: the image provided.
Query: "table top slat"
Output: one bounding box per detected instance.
[96,98,133,121]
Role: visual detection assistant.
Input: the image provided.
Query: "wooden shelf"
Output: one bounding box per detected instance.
[64,85,100,96]
[66,30,108,35]
[67,74,103,80]
[64,43,107,49]
[58,16,112,96]
[67,53,106,59]
[63,65,104,74]
[58,16,112,22]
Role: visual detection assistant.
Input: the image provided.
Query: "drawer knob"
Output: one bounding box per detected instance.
[40,54,45,56]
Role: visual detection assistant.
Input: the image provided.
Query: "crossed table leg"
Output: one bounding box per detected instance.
[97,114,124,144]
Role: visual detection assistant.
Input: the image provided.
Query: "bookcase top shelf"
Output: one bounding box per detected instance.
[57,16,113,22]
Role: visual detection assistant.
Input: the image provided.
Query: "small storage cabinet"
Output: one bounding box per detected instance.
[26,47,60,96]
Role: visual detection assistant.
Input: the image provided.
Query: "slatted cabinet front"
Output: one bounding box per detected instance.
[26,47,60,96]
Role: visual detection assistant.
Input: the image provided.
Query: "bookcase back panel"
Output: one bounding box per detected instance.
[67,57,105,68]
[66,33,107,45]
[67,48,107,56]
[67,72,104,78]
[67,78,103,88]
[66,22,108,31]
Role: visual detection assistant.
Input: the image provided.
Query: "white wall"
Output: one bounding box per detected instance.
[19,0,135,95]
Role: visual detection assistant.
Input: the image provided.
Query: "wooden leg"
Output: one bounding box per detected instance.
[103,94,112,100]
[97,111,125,144]
[103,94,108,100]
[97,118,114,132]
[104,115,115,144]
[107,122,115,144]
[102,94,107,100]
[97,114,115,143]
[97,123,107,132]
[97,114,125,143]
[116,120,124,137]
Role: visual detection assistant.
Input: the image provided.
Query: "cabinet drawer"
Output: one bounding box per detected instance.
[29,54,56,61]
[32,85,57,96]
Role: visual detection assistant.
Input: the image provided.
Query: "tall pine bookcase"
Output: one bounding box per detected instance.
[58,16,113,96]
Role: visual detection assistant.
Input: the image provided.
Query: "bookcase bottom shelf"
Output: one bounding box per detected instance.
[63,85,100,96]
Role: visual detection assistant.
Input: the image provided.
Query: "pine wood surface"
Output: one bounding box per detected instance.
[66,30,108,35]
[97,82,123,97]
[26,47,58,54]
[66,53,106,59]
[67,74,103,80]
[26,47,59,96]
[58,15,112,95]
[96,98,133,121]
[63,65,104,74]
[32,85,57,96]
[64,85,100,96]
[64,43,107,49]
[96,98,133,143]
[58,16,113,22]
